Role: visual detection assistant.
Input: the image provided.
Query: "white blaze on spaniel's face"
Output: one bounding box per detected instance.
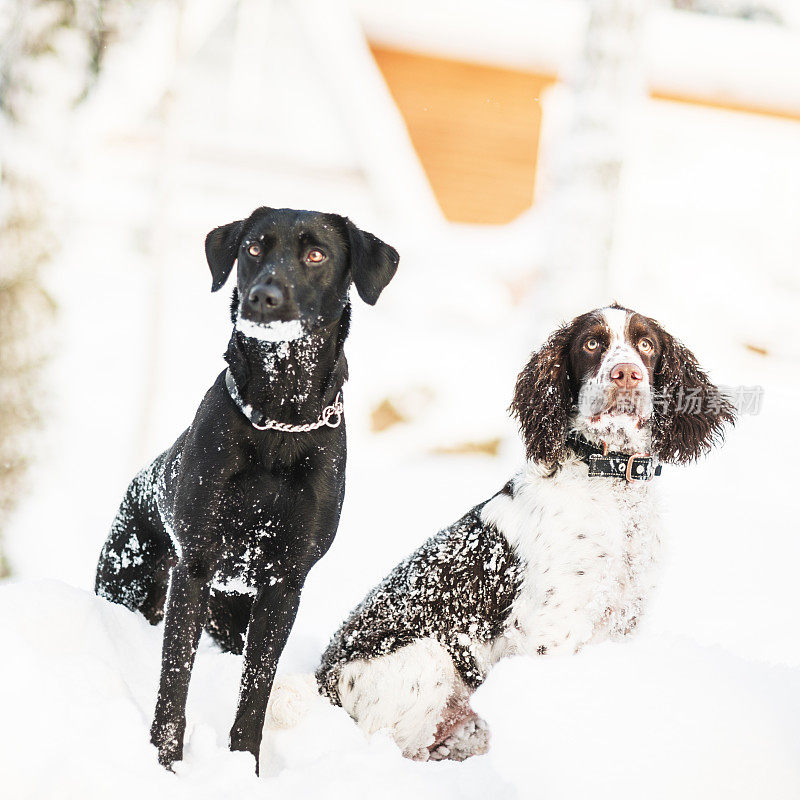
[573,306,662,435]
[510,305,736,466]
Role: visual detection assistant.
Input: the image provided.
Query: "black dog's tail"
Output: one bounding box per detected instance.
[264,673,319,730]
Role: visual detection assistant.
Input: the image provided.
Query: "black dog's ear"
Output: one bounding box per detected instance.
[205,219,245,292]
[344,219,399,305]
[510,322,576,467]
[650,323,736,464]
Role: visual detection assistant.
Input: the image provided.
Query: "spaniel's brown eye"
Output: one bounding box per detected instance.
[584,337,599,352]
[247,243,261,257]
[639,338,654,354]
[306,249,326,264]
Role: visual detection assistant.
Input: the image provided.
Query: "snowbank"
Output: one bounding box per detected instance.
[475,640,800,800]
[1,579,798,799]
[0,580,502,799]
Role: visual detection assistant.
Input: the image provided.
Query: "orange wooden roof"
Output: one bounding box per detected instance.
[371,45,556,225]
[371,43,800,225]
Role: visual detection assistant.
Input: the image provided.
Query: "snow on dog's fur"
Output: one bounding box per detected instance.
[268,305,735,762]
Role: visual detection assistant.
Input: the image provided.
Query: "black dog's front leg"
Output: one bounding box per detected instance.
[148,417,240,769]
[229,574,305,772]
[150,551,218,767]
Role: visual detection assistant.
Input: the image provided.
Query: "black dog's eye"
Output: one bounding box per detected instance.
[306,249,326,264]
[247,243,262,257]
[584,337,600,352]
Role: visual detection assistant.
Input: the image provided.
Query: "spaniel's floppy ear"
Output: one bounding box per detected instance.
[510,322,576,467]
[344,219,399,305]
[205,219,245,292]
[650,324,736,464]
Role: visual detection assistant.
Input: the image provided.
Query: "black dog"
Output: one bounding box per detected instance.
[95,206,398,771]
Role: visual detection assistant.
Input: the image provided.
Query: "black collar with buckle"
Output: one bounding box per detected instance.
[566,432,661,483]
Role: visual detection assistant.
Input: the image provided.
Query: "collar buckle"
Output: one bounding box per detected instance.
[320,394,344,429]
[625,452,655,483]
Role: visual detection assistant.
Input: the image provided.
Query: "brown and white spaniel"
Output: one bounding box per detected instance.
[272,305,736,763]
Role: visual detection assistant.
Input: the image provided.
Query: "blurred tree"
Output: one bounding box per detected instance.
[0,179,55,578]
[672,0,786,25]
[0,0,130,576]
[536,0,650,321]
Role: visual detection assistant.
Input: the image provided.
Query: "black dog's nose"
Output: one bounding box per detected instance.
[248,282,284,312]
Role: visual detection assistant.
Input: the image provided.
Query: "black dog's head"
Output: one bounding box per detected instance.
[205,207,399,339]
[510,305,736,467]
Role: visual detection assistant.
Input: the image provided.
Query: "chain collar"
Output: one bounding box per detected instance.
[566,432,661,482]
[225,369,343,433]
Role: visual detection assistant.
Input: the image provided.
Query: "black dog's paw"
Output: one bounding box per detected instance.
[150,720,184,770]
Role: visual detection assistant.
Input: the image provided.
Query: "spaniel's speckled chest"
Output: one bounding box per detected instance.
[480,457,662,660]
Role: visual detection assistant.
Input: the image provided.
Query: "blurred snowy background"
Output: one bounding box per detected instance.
[1,0,799,798]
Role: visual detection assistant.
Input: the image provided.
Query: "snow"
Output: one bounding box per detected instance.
[2,578,799,798]
[3,2,800,797]
[0,580,501,799]
[235,318,305,342]
[475,639,800,800]
[359,0,800,115]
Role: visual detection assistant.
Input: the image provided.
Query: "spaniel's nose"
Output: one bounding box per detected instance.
[610,363,643,389]
[248,282,284,313]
